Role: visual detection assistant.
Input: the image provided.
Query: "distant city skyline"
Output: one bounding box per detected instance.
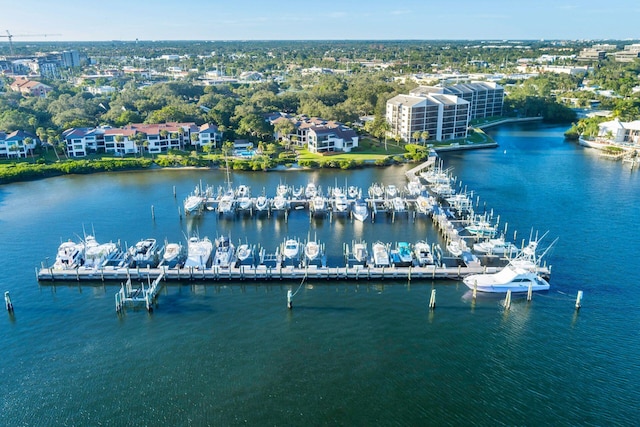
[2,0,640,42]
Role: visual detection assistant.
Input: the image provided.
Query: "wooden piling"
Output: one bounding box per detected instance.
[504,289,512,310]
[428,289,436,310]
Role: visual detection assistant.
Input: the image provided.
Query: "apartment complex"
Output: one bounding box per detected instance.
[0,130,38,158]
[62,122,223,157]
[269,114,359,154]
[386,82,503,142]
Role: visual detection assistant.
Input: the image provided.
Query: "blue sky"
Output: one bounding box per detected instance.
[3,0,639,41]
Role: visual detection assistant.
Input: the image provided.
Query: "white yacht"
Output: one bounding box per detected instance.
[217,188,236,215]
[276,183,290,198]
[183,185,205,215]
[463,261,550,293]
[272,195,289,211]
[447,240,464,257]
[53,240,85,270]
[304,239,322,263]
[235,243,253,263]
[162,242,184,268]
[254,195,269,212]
[311,196,327,215]
[347,185,360,199]
[213,235,235,268]
[392,196,406,213]
[406,180,423,197]
[184,236,213,269]
[352,198,369,222]
[473,237,518,256]
[236,185,252,211]
[414,240,434,266]
[304,182,317,199]
[83,236,118,269]
[369,183,384,199]
[465,219,497,237]
[282,238,300,261]
[372,241,390,267]
[128,238,158,267]
[415,195,434,215]
[386,184,398,198]
[333,192,349,214]
[352,241,368,265]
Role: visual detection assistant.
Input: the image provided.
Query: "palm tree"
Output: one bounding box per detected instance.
[412,131,421,144]
[421,131,430,146]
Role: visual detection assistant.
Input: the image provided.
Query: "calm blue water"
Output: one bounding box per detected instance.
[1,123,639,425]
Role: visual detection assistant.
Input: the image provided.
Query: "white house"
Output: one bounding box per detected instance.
[0,130,38,158]
[598,118,640,145]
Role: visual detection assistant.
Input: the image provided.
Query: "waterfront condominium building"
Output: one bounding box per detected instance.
[385,93,470,143]
[409,81,504,119]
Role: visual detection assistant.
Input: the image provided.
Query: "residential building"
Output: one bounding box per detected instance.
[9,77,52,97]
[598,119,640,145]
[386,93,470,142]
[267,114,359,153]
[409,81,504,120]
[0,130,38,158]
[61,50,81,68]
[62,122,222,157]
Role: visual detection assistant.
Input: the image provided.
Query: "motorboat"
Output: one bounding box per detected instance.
[235,243,253,263]
[276,183,290,198]
[447,240,464,257]
[282,238,300,261]
[368,183,384,199]
[236,185,252,211]
[184,236,213,269]
[162,242,184,268]
[213,235,235,268]
[386,184,398,198]
[304,182,317,199]
[392,196,406,213]
[254,195,269,212]
[347,185,360,199]
[430,183,455,197]
[406,180,423,197]
[415,195,434,215]
[304,239,322,263]
[217,188,236,215]
[420,167,452,184]
[311,196,327,215]
[83,235,118,269]
[352,198,369,222]
[391,242,413,266]
[372,241,390,267]
[414,240,434,266]
[183,185,205,215]
[463,262,550,293]
[128,238,158,267]
[292,186,304,198]
[465,219,497,237]
[473,236,518,256]
[53,240,85,269]
[352,241,368,265]
[333,192,349,213]
[272,195,289,211]
[446,194,473,212]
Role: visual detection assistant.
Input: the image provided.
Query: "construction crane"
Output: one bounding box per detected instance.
[1,30,62,56]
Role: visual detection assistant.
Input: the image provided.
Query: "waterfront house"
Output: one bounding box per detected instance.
[0,130,38,158]
[9,77,52,97]
[598,118,640,146]
[268,113,359,153]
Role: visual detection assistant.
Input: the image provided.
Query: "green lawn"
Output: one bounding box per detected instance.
[296,137,405,161]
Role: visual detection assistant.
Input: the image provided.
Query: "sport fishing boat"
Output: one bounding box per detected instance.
[473,236,518,256]
[463,261,550,293]
[53,239,85,270]
[184,185,205,215]
[413,240,434,266]
[304,239,322,264]
[352,241,368,265]
[415,195,435,215]
[282,238,300,261]
[184,236,213,269]
[235,243,253,264]
[372,241,390,267]
[161,242,184,268]
[391,242,414,266]
[83,235,118,269]
[333,191,349,214]
[128,238,158,267]
[213,235,235,268]
[254,195,269,212]
[352,198,369,222]
[304,182,317,199]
